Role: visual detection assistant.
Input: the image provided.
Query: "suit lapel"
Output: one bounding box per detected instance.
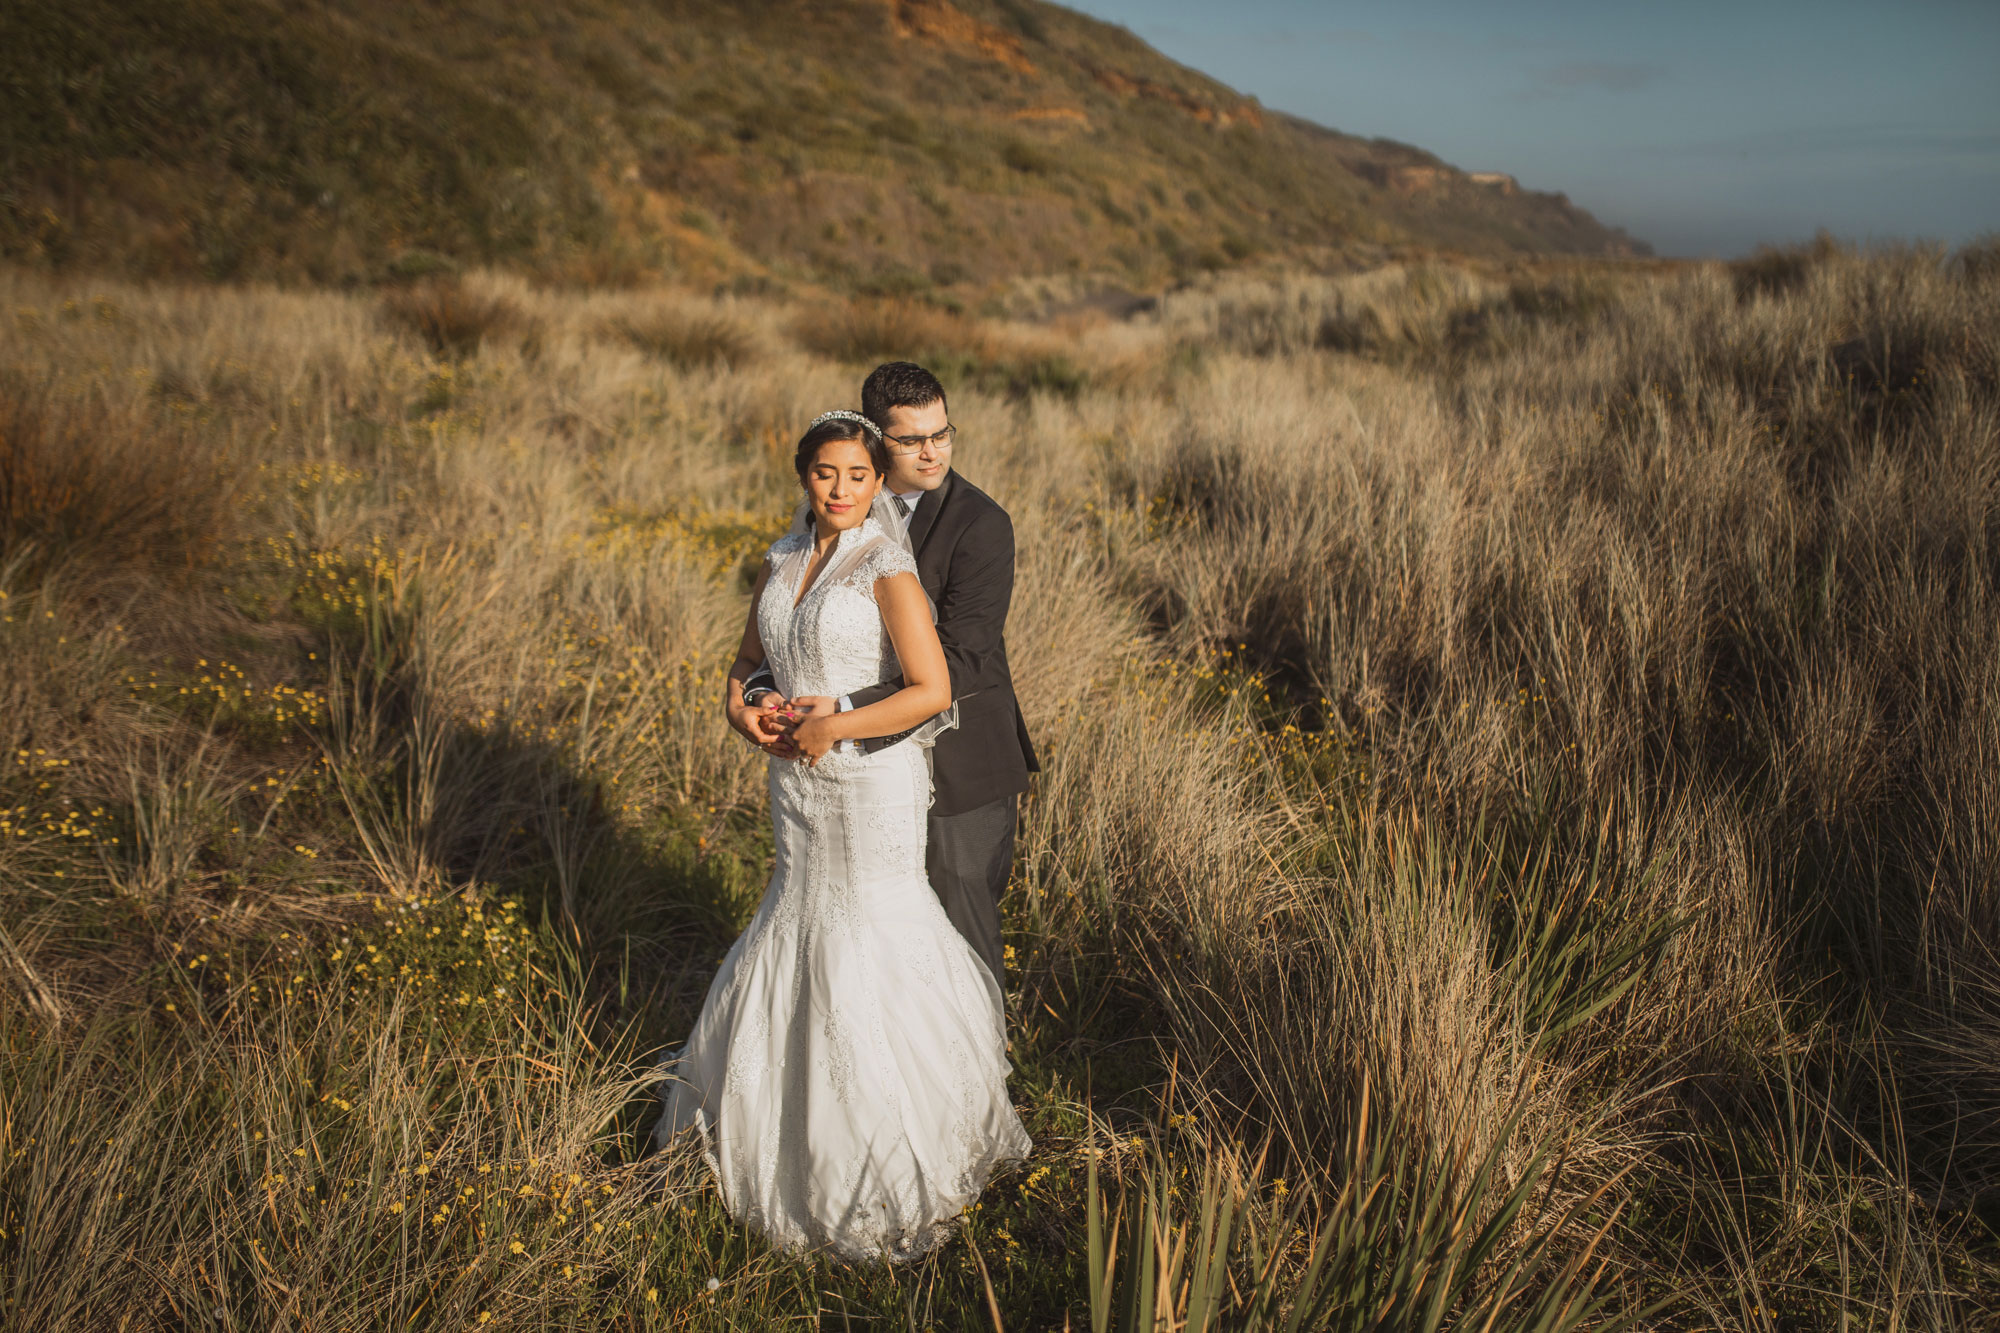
[906,470,953,557]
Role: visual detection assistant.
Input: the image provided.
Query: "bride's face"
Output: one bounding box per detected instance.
[803,438,883,536]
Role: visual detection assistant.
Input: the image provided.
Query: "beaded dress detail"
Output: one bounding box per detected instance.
[656,515,1030,1260]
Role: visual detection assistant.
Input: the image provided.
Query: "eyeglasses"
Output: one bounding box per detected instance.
[882,423,957,456]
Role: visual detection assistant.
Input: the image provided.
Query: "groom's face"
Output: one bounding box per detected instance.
[882,400,952,494]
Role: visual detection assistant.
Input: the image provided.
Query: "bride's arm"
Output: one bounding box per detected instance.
[725,566,792,754]
[791,571,949,763]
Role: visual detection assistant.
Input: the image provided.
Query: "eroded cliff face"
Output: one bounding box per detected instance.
[887,0,1036,74]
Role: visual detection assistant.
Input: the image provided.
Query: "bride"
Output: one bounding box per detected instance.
[654,409,1031,1260]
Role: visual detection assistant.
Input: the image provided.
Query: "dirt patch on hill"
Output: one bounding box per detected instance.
[888,0,1035,74]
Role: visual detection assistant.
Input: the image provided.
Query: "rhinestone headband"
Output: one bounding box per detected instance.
[808,408,882,440]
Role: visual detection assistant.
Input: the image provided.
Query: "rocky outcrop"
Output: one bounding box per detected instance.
[888,0,1035,75]
[1386,165,1448,196]
[1088,66,1264,129]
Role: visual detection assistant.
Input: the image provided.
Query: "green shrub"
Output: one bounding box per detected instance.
[1002,137,1060,177]
[383,249,459,284]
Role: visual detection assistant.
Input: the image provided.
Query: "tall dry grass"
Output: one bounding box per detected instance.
[3,241,1997,1328]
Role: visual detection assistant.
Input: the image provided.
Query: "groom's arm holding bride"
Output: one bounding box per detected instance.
[727,566,955,764]
[785,502,1013,750]
[738,505,1013,757]
[787,572,951,765]
[838,503,1013,736]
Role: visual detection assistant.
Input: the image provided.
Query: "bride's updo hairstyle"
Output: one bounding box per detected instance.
[794,410,891,481]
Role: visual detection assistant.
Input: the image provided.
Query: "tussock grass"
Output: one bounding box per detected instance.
[792,299,1100,400]
[4,246,1999,1328]
[606,305,760,369]
[1732,231,1845,302]
[382,276,534,359]
[792,299,992,368]
[1955,234,2000,283]
[1160,261,1640,367]
[1080,1076,1638,1333]
[0,372,240,580]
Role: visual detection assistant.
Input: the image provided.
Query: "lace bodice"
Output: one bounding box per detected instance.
[758,517,919,700]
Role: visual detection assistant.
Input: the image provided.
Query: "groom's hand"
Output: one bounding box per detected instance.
[729,695,795,755]
[787,696,838,722]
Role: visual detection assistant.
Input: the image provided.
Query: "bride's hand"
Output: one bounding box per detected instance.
[729,694,789,746]
[789,713,842,766]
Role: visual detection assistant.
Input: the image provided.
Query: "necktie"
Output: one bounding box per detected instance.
[894,495,913,520]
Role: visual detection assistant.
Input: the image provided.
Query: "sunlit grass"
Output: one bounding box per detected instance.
[4,244,1998,1328]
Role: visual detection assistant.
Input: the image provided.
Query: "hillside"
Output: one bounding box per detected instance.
[0,0,1647,290]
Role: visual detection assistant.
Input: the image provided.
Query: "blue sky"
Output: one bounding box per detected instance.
[1060,0,1999,257]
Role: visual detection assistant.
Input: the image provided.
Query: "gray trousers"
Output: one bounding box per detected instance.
[926,794,1017,986]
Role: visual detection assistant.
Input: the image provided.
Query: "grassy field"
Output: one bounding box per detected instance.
[2,240,1998,1329]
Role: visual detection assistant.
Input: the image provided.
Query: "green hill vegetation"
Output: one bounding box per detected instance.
[0,0,1647,291]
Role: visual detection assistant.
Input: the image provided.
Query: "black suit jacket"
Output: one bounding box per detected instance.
[747,472,1038,817]
[850,471,1038,816]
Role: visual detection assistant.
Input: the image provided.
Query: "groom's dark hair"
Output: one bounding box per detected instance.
[862,362,948,431]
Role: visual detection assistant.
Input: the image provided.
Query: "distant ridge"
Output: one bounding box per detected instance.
[0,0,1650,289]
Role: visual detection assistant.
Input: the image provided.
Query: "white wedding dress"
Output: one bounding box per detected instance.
[655,512,1031,1261]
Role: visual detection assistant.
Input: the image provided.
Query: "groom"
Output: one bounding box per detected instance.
[730,361,1037,986]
